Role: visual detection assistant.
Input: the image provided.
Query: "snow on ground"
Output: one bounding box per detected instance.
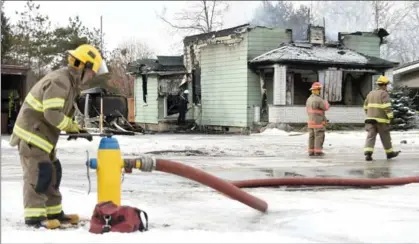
[2,129,419,243]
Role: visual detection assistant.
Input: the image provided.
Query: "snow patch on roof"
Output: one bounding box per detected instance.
[251,44,369,65]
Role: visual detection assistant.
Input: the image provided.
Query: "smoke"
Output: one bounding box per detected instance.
[250,1,310,41]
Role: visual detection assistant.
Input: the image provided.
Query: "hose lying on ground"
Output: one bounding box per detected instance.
[230,176,419,188]
[154,159,268,213]
[126,157,268,213]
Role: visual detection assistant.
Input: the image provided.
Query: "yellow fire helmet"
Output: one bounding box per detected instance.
[67,44,108,75]
[376,75,390,85]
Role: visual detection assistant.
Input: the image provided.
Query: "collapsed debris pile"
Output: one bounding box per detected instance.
[75,87,144,135]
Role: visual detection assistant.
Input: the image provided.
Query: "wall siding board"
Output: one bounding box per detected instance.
[247,28,292,125]
[134,75,159,124]
[200,35,249,127]
[342,35,381,58]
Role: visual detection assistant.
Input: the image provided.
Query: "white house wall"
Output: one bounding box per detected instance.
[268,105,365,124]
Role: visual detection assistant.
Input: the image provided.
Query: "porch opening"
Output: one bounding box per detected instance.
[338,71,373,105]
[287,69,317,105]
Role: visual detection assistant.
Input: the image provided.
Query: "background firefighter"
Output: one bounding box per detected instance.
[8,44,108,229]
[178,89,189,125]
[306,82,330,156]
[363,75,401,161]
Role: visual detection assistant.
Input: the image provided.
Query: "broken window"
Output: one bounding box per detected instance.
[142,74,147,103]
[192,68,201,104]
[166,94,180,116]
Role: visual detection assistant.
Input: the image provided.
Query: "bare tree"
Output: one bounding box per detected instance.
[113,38,155,65]
[108,38,155,97]
[157,1,230,34]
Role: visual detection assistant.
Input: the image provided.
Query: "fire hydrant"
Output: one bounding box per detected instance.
[86,135,156,206]
[87,136,124,206]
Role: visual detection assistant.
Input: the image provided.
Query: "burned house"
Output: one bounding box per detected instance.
[183,24,293,131]
[249,26,398,124]
[129,56,189,131]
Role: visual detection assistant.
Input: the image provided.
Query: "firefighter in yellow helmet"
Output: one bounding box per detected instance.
[363,75,400,161]
[9,44,108,229]
[306,82,330,156]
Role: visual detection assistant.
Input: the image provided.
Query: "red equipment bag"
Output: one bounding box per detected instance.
[89,201,149,234]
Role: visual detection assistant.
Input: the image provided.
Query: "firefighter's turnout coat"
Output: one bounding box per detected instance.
[10,68,81,152]
[363,88,394,124]
[306,94,330,129]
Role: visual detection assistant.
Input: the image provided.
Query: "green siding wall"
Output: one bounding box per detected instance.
[200,37,249,127]
[247,28,292,125]
[247,28,291,60]
[134,75,159,124]
[342,35,381,58]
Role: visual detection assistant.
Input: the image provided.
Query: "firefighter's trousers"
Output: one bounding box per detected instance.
[18,140,63,223]
[364,122,394,155]
[308,128,325,153]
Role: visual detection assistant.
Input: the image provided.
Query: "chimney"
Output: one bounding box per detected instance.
[307,25,325,45]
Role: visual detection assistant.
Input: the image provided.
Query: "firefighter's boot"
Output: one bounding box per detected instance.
[365,152,373,161]
[386,151,400,160]
[314,152,325,156]
[25,218,61,229]
[48,211,80,225]
[309,152,315,156]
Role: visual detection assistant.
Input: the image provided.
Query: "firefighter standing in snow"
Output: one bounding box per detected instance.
[9,44,108,229]
[306,82,330,156]
[363,75,400,161]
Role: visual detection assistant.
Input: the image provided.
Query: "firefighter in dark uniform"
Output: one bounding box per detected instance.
[363,75,400,161]
[178,89,189,125]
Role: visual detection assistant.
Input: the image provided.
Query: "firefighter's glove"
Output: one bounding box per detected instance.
[67,129,93,142]
[65,122,81,133]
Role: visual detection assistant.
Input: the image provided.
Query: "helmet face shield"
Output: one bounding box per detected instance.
[97,60,109,75]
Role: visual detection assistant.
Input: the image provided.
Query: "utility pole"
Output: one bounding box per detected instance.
[100,15,103,52]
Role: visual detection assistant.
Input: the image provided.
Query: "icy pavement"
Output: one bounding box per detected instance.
[1,129,419,243]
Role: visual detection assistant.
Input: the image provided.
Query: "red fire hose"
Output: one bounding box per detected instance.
[230,176,419,188]
[154,159,268,213]
[129,157,418,214]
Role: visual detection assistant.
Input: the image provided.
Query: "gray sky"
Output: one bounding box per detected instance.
[3,1,262,56]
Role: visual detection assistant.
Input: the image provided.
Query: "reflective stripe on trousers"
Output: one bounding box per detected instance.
[364,147,393,153]
[24,208,47,218]
[46,204,62,215]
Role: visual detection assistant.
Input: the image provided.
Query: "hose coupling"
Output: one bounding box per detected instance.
[136,155,156,172]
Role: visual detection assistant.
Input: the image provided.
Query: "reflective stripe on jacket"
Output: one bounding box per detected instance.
[306,94,330,129]
[10,68,81,153]
[363,88,393,124]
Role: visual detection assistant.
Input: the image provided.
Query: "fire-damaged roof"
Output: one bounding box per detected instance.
[250,43,398,69]
[183,23,250,44]
[127,55,186,75]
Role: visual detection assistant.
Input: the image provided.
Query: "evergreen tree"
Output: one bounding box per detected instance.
[11,0,55,78]
[389,86,417,130]
[51,16,103,70]
[1,4,13,62]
